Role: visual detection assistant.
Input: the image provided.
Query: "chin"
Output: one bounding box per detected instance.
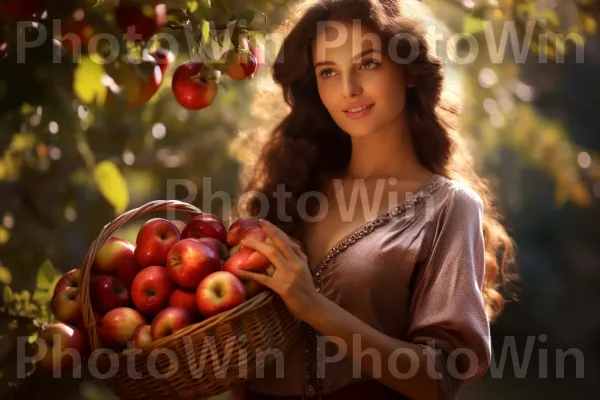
[341,124,379,138]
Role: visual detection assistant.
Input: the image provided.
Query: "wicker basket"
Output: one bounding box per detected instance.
[78,200,301,399]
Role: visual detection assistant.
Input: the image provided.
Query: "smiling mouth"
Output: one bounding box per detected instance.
[344,103,375,113]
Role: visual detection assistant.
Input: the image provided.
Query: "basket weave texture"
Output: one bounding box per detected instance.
[78,200,301,399]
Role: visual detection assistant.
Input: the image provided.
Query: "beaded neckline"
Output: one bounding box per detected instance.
[311,173,443,283]
[301,173,444,399]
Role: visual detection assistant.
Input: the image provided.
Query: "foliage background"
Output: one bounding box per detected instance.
[0,0,599,398]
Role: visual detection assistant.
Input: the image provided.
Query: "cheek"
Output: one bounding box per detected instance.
[316,81,337,112]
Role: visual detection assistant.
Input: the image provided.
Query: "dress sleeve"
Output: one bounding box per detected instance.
[405,185,492,399]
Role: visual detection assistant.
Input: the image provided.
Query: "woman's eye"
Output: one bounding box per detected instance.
[361,60,380,69]
[319,68,335,78]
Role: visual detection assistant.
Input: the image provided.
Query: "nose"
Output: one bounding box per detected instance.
[342,73,362,98]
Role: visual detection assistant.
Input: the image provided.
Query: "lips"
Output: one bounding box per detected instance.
[343,103,374,113]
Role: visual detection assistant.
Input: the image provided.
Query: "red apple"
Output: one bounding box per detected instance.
[169,287,201,319]
[55,269,81,292]
[223,231,271,274]
[92,236,141,288]
[51,286,81,324]
[114,1,167,42]
[166,238,222,289]
[196,271,246,318]
[97,307,146,351]
[150,307,193,340]
[248,38,267,74]
[226,217,262,246]
[170,219,187,235]
[150,48,175,74]
[34,323,86,374]
[132,325,153,348]
[134,218,180,268]
[241,278,265,299]
[131,266,175,316]
[128,53,164,108]
[193,237,229,260]
[172,61,220,110]
[181,215,227,244]
[89,275,130,314]
[221,48,257,80]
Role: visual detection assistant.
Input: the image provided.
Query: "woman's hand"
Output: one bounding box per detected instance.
[233,219,320,323]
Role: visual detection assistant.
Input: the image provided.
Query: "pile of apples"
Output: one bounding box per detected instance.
[38,214,274,374]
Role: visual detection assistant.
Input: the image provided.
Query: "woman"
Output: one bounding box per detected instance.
[228,0,518,399]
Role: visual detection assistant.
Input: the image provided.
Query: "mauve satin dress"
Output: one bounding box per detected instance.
[244,174,492,399]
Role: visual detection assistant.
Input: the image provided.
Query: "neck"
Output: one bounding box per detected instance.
[345,115,430,181]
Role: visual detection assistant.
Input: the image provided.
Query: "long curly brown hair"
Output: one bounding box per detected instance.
[231,0,520,322]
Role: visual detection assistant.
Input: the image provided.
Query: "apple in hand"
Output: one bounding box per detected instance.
[169,287,201,320]
[134,218,180,268]
[181,215,227,244]
[51,287,81,324]
[223,230,271,274]
[55,269,81,292]
[97,307,146,351]
[34,323,86,374]
[196,271,246,318]
[131,266,175,316]
[89,275,130,314]
[166,239,222,289]
[132,325,153,348]
[226,217,263,246]
[151,307,193,340]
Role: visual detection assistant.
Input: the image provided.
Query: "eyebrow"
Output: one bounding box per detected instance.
[314,48,381,68]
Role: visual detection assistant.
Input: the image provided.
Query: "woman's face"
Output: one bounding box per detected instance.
[311,20,408,138]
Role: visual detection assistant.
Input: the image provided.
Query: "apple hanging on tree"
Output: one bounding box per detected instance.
[171,61,221,110]
[114,1,167,42]
[221,47,258,80]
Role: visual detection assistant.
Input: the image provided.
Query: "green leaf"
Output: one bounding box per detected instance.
[93,160,129,215]
[74,55,108,105]
[0,265,11,285]
[20,290,31,310]
[166,8,189,24]
[36,260,57,291]
[237,10,255,27]
[187,1,198,13]
[32,288,52,304]
[27,332,38,344]
[201,19,211,44]
[3,285,13,303]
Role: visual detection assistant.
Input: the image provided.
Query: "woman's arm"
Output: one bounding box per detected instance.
[305,294,443,400]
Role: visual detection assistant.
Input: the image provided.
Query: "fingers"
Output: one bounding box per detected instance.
[241,237,288,271]
[258,219,304,263]
[235,269,271,288]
